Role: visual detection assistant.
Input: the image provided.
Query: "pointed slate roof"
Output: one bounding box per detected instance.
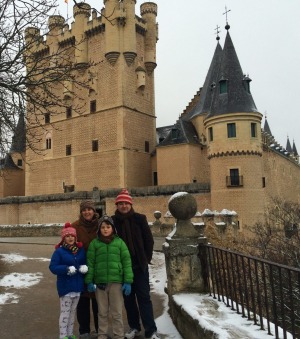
[184,42,223,121]
[292,140,298,156]
[286,137,292,153]
[207,30,258,118]
[263,117,273,136]
[157,119,200,147]
[10,112,26,153]
[0,154,21,170]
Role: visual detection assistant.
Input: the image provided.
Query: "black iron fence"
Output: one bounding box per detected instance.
[202,244,300,339]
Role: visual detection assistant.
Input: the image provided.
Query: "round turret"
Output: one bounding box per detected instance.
[48,15,65,31]
[73,2,91,18]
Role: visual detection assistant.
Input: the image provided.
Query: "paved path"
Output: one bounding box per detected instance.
[0,237,167,339]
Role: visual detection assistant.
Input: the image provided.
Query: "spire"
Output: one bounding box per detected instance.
[10,112,26,153]
[207,31,258,117]
[286,136,292,153]
[263,116,272,136]
[184,41,223,120]
[292,140,298,156]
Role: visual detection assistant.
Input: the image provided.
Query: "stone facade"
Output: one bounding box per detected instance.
[0,1,299,232]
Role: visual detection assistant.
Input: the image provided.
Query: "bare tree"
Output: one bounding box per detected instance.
[0,0,92,156]
[239,197,300,268]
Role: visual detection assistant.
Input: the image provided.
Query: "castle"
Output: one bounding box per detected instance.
[0,1,299,230]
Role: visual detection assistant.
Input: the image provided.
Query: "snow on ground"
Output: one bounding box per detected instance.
[0,250,290,338]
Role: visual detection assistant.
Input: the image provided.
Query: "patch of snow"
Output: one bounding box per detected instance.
[0,272,43,288]
[168,192,188,203]
[0,292,19,305]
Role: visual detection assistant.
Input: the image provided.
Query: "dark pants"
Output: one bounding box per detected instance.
[77,295,98,335]
[124,267,157,338]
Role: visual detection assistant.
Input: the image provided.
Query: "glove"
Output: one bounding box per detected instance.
[87,283,96,292]
[67,266,77,275]
[79,265,88,274]
[122,283,131,296]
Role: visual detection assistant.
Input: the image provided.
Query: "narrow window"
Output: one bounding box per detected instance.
[66,107,72,118]
[66,144,72,156]
[251,122,257,138]
[92,140,98,152]
[17,159,22,166]
[153,172,158,186]
[145,141,149,153]
[208,127,213,142]
[262,177,266,188]
[219,78,228,94]
[227,123,236,138]
[171,128,178,140]
[45,113,50,124]
[46,138,52,150]
[230,168,240,186]
[90,100,96,113]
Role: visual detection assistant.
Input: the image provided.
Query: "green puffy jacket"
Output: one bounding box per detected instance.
[85,236,133,284]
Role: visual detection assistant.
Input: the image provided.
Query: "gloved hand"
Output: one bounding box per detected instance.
[79,265,88,274]
[87,283,96,292]
[67,266,77,275]
[122,283,131,296]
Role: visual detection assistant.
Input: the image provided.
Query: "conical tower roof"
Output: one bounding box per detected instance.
[10,112,26,153]
[263,117,273,137]
[292,140,298,156]
[184,42,223,121]
[286,137,292,153]
[207,30,257,118]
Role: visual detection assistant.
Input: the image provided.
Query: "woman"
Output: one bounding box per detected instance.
[71,200,99,339]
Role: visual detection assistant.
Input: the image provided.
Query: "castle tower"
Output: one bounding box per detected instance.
[203,27,264,229]
[24,1,158,195]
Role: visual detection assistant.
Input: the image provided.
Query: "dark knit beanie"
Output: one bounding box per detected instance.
[80,200,96,212]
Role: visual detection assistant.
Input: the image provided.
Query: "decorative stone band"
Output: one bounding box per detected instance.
[208,150,263,159]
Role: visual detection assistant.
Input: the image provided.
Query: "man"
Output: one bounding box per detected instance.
[112,189,160,339]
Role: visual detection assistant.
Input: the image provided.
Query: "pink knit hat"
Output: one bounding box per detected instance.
[55,222,80,249]
[115,188,133,205]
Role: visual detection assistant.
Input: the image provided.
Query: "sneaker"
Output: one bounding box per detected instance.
[124,328,141,339]
[147,333,161,339]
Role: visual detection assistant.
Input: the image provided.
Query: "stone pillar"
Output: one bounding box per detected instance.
[163,192,208,295]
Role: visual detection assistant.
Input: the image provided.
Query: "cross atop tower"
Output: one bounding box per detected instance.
[223,6,231,30]
[215,25,220,41]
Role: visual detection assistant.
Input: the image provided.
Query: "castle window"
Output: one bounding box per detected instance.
[262,177,266,188]
[208,127,213,142]
[46,138,52,150]
[92,140,99,152]
[251,122,257,137]
[153,172,158,186]
[243,75,252,93]
[17,159,22,166]
[66,144,72,156]
[45,113,50,124]
[171,128,179,140]
[90,100,96,113]
[227,123,236,138]
[145,141,149,153]
[226,168,243,187]
[66,107,72,118]
[219,77,228,94]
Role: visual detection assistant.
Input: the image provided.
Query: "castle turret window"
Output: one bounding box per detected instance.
[145,141,149,153]
[45,113,50,124]
[66,107,72,118]
[208,127,213,142]
[66,144,72,156]
[17,159,22,167]
[92,140,99,152]
[90,100,96,113]
[243,75,252,94]
[226,168,243,187]
[251,122,257,138]
[219,77,228,94]
[46,138,52,150]
[227,123,236,138]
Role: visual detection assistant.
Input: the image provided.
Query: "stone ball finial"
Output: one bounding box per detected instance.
[168,192,197,220]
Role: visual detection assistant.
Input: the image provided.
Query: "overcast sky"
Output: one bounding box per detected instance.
[58,0,300,149]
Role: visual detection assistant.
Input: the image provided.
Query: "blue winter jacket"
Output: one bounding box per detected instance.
[49,246,86,297]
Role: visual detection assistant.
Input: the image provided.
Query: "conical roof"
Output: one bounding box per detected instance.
[184,42,223,120]
[207,31,258,118]
[286,137,292,153]
[263,117,272,136]
[10,112,26,153]
[292,140,298,156]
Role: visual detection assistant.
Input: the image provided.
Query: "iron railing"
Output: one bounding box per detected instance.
[202,245,300,339]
